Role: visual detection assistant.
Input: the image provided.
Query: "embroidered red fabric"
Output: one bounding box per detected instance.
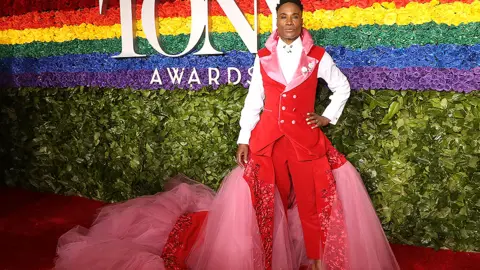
[244,159,275,270]
[161,211,208,270]
[161,213,192,270]
[322,169,348,269]
[327,145,347,169]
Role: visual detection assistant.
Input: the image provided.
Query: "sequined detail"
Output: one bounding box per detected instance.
[323,202,348,270]
[318,170,338,236]
[326,145,347,169]
[319,169,348,269]
[161,213,193,270]
[244,159,275,270]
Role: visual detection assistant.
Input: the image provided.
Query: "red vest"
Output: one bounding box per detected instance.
[249,46,329,161]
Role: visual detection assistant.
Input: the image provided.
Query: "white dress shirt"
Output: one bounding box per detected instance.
[237,37,351,145]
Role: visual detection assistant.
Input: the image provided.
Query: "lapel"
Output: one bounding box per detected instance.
[284,29,317,92]
[259,28,318,92]
[259,33,287,86]
[284,51,318,93]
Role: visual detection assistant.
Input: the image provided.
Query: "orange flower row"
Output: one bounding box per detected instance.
[2,0,474,31]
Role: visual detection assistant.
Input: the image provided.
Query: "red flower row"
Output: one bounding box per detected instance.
[3,0,476,31]
[3,0,472,19]
[2,1,253,31]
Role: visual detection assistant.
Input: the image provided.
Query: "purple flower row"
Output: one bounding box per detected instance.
[343,67,480,93]
[0,68,253,91]
[1,67,479,92]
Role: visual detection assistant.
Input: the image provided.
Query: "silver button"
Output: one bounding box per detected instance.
[293,95,297,99]
[282,106,286,110]
[292,120,296,124]
[280,120,284,123]
[282,94,287,97]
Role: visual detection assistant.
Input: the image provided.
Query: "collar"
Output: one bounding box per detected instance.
[265,28,314,54]
[277,37,303,53]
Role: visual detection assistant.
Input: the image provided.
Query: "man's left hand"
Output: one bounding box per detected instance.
[306,113,330,128]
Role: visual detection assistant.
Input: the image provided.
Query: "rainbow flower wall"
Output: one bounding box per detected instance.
[1,0,479,92]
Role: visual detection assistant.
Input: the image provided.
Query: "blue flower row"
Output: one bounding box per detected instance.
[1,44,480,74]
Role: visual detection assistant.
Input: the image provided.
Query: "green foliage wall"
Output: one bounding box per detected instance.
[0,86,479,252]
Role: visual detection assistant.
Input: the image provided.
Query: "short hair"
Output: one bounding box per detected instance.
[275,0,304,12]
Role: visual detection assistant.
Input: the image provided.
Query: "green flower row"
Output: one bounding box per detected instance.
[1,22,479,58]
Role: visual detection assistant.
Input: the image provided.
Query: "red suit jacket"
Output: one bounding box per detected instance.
[249,30,329,161]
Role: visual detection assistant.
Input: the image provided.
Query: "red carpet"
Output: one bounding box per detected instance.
[0,187,479,270]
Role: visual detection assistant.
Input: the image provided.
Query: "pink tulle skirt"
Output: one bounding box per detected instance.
[54,161,399,270]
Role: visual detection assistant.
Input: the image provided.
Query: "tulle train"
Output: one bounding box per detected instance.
[55,162,399,270]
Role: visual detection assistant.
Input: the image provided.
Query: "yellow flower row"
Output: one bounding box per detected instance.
[1,0,479,45]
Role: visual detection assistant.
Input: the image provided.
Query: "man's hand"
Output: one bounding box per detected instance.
[306,113,330,128]
[236,144,249,167]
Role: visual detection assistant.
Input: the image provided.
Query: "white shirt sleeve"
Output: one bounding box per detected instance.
[317,51,351,125]
[237,56,265,145]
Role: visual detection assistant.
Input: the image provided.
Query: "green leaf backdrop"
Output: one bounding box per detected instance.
[0,86,479,251]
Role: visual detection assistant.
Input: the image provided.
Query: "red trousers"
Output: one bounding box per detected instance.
[271,136,333,260]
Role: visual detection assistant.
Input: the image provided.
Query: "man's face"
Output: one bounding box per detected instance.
[276,3,303,44]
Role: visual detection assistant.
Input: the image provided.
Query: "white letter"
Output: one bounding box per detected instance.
[142,0,221,57]
[150,68,163,85]
[188,68,201,85]
[227,67,241,85]
[216,0,258,53]
[208,68,220,85]
[265,0,279,32]
[100,0,146,58]
[167,68,185,84]
[247,66,254,85]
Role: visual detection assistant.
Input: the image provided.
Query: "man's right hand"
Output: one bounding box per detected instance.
[236,144,249,167]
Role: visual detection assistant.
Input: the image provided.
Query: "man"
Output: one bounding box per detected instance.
[236,0,351,269]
